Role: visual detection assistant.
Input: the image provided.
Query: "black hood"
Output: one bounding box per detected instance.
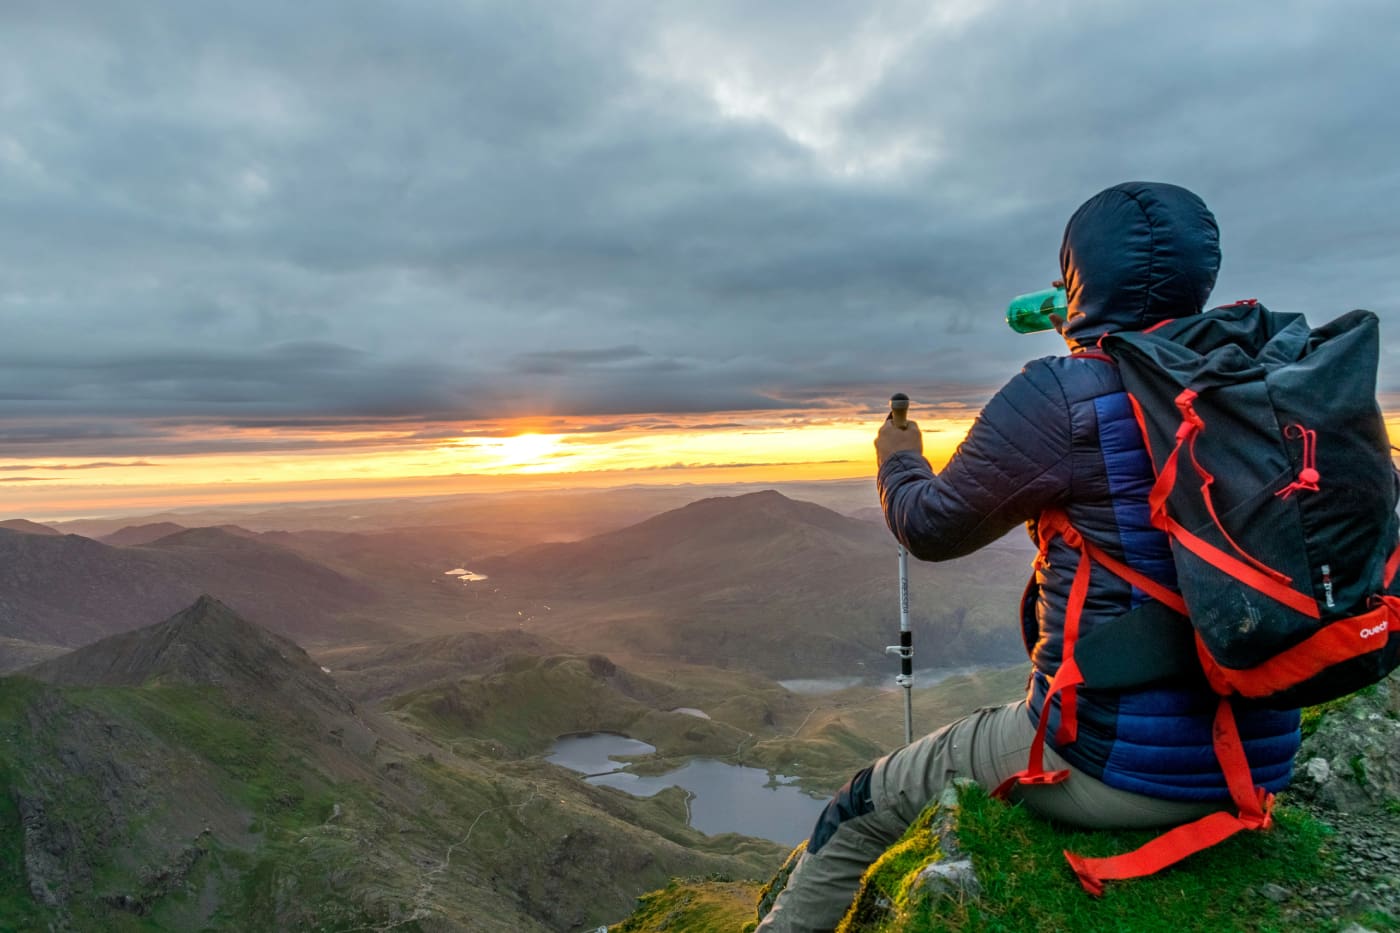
[1058,181,1220,349]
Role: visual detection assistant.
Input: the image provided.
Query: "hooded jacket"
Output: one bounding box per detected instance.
[879,182,1300,800]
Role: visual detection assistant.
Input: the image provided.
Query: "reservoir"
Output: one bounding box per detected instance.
[546,733,826,847]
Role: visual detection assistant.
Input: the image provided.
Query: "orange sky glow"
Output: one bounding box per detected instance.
[8,405,1398,523]
[0,410,978,521]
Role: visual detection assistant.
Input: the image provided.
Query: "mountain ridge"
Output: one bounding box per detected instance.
[478,490,1030,678]
[0,524,380,649]
[26,594,353,716]
[0,520,61,536]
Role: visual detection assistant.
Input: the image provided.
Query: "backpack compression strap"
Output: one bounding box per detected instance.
[1131,389,1320,620]
[993,509,1187,797]
[992,510,1277,896]
[1063,698,1274,896]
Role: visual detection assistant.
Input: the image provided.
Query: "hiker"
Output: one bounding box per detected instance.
[756,181,1304,931]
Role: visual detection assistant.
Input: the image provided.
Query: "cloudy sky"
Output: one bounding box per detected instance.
[3,0,1399,516]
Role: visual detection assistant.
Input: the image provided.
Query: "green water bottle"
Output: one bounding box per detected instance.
[1006,286,1067,334]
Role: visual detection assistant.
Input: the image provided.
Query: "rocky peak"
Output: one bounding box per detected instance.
[26,595,352,714]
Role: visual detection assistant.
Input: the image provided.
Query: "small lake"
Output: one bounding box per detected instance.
[546,733,826,847]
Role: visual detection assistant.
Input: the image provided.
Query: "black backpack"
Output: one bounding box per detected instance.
[1103,299,1400,707]
[1002,300,1400,894]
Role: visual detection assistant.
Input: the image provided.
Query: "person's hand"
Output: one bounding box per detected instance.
[875,415,922,466]
[1049,279,1066,334]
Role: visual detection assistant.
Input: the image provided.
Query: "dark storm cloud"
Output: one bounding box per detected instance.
[2,0,1399,459]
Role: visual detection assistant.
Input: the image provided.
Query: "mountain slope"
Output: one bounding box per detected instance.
[322,628,566,701]
[1,598,783,930]
[0,526,377,648]
[99,522,188,547]
[0,520,60,536]
[27,594,351,714]
[480,491,1032,678]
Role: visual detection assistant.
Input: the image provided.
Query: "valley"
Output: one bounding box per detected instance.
[0,481,1035,930]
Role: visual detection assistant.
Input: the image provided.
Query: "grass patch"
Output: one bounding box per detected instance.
[0,680,43,925]
[612,877,764,933]
[841,785,1340,933]
[82,684,337,829]
[0,757,45,930]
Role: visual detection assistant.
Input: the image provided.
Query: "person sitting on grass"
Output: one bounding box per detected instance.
[756,181,1301,932]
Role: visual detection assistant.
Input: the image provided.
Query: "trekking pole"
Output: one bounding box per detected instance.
[885,393,914,745]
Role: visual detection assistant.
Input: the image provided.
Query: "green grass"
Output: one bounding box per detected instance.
[612,780,1377,933]
[0,680,46,929]
[84,684,338,828]
[0,758,45,930]
[840,785,1345,933]
[611,877,764,933]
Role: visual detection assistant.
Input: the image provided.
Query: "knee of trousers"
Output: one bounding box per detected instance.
[808,764,875,855]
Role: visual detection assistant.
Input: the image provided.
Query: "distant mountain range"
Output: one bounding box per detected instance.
[1,488,1035,681]
[478,490,1033,678]
[0,524,376,658]
[0,478,1046,930]
[0,519,61,536]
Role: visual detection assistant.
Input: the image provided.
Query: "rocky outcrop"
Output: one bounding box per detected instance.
[1271,672,1400,926]
[1292,674,1400,813]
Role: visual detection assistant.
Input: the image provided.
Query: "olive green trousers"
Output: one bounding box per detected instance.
[755,701,1224,933]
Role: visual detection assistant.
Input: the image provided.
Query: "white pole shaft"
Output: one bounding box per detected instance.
[898,544,913,745]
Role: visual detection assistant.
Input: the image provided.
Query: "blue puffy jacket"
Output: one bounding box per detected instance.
[878,182,1300,801]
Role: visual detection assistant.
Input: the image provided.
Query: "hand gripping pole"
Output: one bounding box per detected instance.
[885,393,915,745]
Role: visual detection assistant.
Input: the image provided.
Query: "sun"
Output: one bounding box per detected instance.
[480,433,568,471]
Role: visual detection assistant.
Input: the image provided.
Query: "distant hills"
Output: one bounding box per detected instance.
[2,487,1034,681]
[0,519,60,536]
[98,521,189,546]
[479,490,1032,678]
[28,595,351,714]
[0,524,376,657]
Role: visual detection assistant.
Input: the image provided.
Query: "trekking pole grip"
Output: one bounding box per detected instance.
[890,393,910,429]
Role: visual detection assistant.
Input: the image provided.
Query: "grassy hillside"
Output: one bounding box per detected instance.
[0,601,785,930]
[0,679,780,931]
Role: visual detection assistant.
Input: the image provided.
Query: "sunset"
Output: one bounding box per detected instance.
[3,2,1399,931]
[0,407,981,519]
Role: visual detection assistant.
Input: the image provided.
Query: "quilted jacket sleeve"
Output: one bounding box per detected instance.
[878,359,1074,561]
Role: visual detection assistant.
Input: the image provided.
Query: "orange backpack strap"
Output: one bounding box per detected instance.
[994,509,1187,799]
[1062,698,1274,895]
[1142,389,1319,619]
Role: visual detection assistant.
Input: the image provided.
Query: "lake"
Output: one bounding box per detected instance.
[546,733,827,847]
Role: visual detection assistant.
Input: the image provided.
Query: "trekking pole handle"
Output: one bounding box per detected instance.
[890,393,910,429]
